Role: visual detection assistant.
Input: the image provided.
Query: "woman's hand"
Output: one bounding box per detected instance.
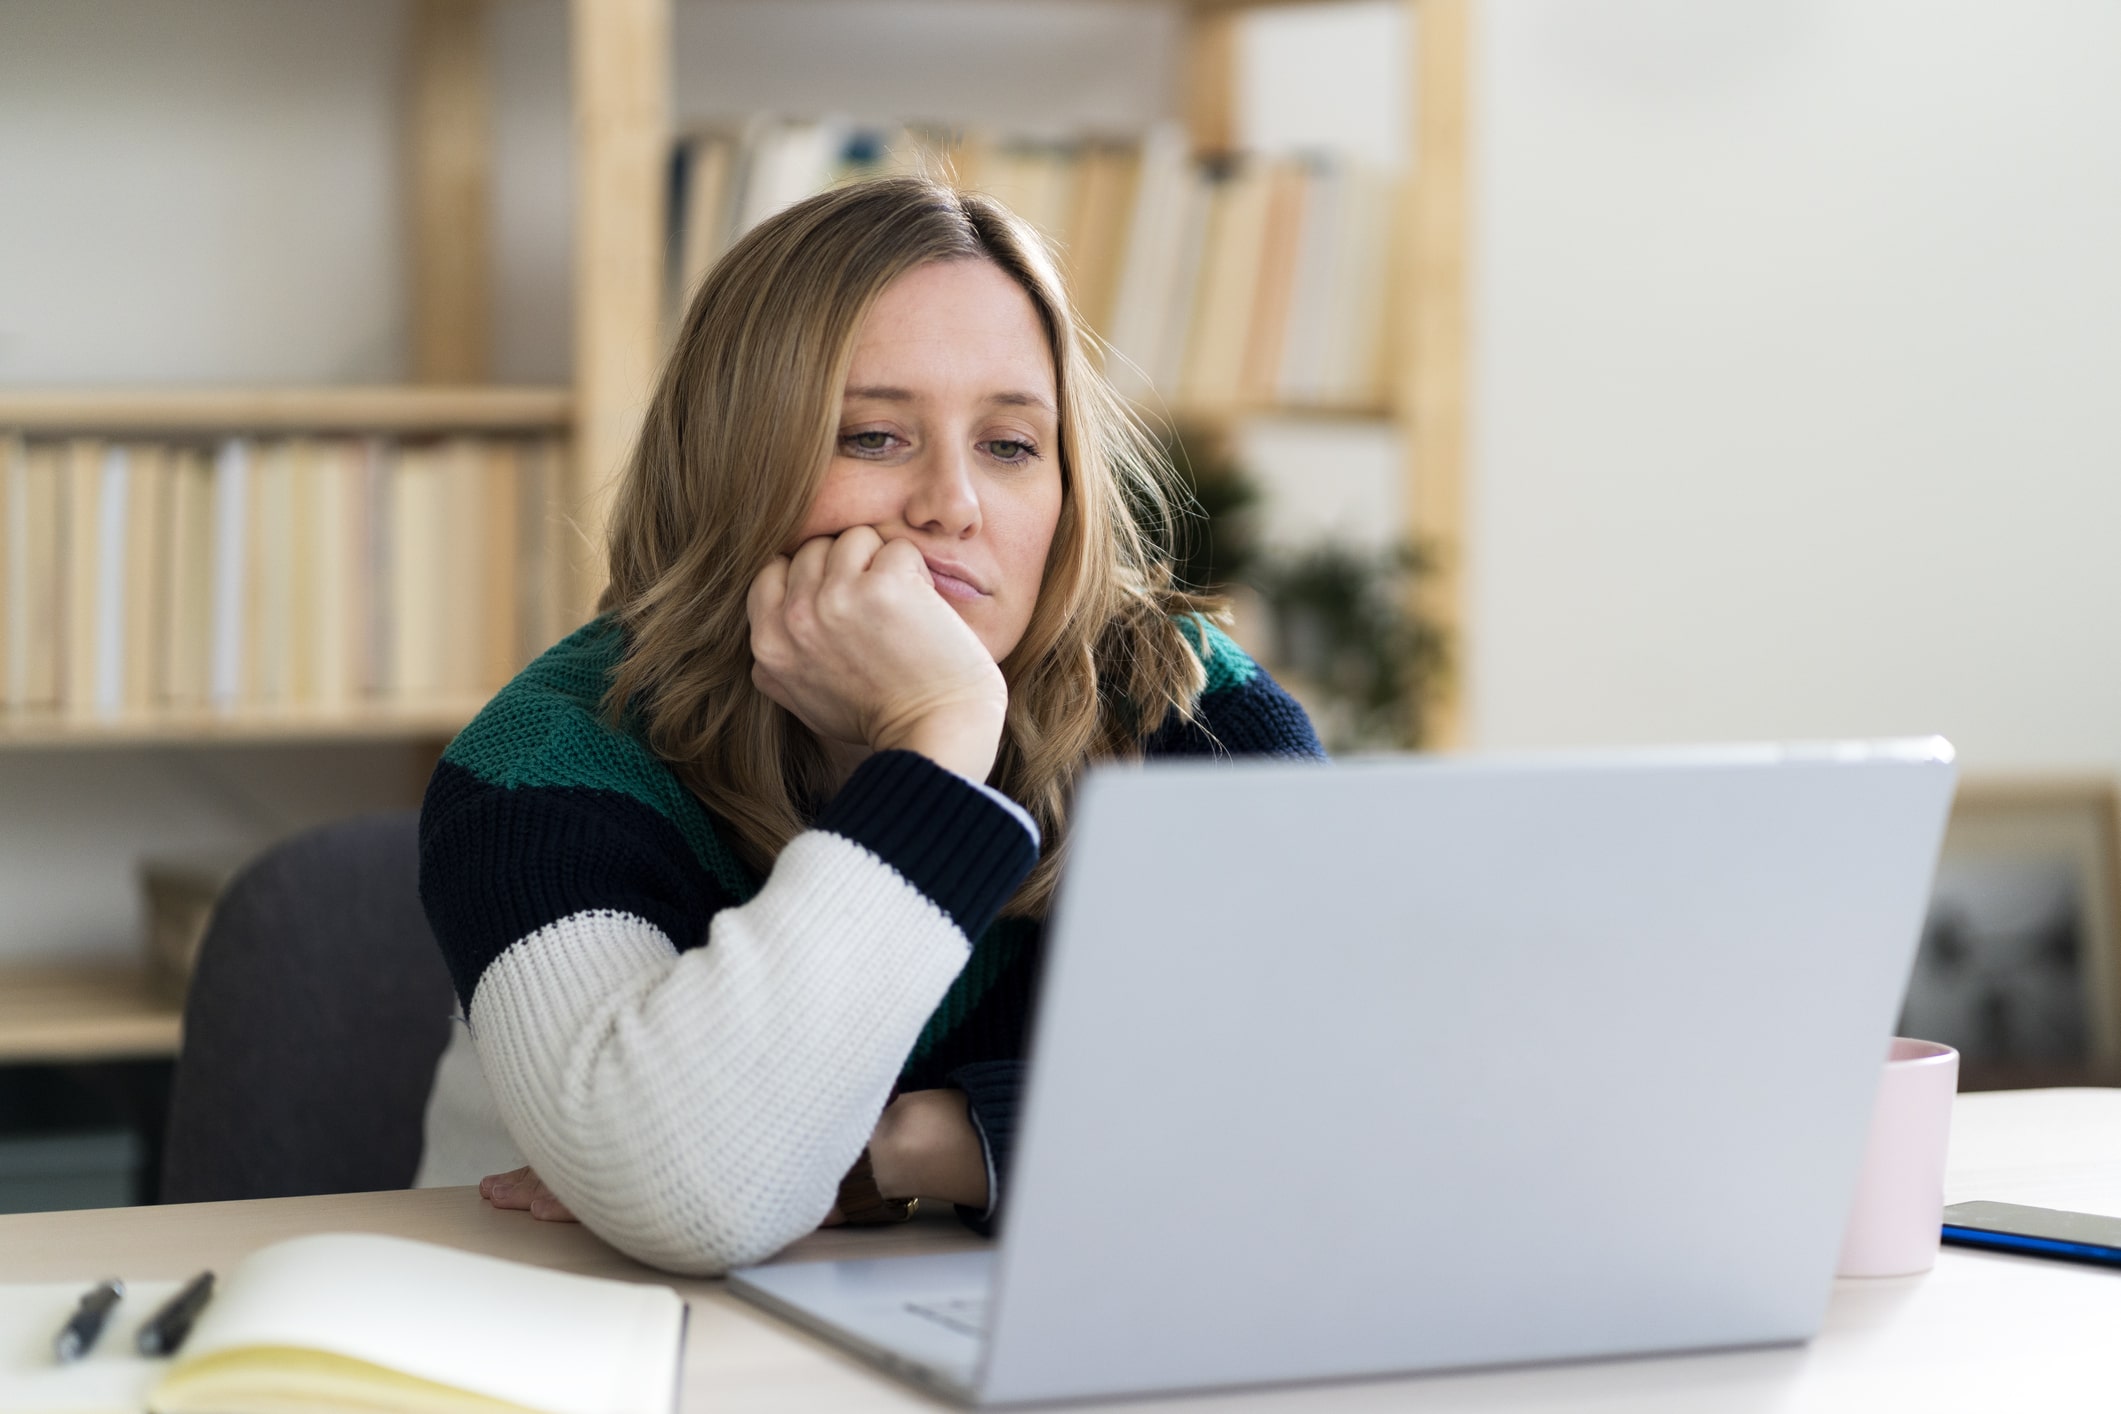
[748,527,1008,782]
[480,1165,577,1222]
[869,1088,990,1210]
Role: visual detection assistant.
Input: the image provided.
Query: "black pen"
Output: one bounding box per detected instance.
[53,1278,124,1363]
[136,1270,216,1356]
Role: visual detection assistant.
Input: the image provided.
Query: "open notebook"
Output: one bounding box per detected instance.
[0,1232,686,1414]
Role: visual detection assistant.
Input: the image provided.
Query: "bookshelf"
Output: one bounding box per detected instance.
[0,0,1469,1061]
[1,0,1469,740]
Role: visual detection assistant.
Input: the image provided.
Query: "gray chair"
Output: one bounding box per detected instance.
[160,811,456,1204]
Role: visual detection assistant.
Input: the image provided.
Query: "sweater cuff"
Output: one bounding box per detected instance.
[957,774,1041,847]
[948,1059,1027,1237]
[815,751,1039,942]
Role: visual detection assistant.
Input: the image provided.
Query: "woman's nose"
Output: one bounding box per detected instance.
[903,446,982,538]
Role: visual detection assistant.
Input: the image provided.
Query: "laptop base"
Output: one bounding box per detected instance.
[730,1249,991,1404]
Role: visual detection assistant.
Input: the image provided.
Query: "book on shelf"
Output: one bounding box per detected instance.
[1242,160,1307,405]
[0,432,571,723]
[62,440,101,711]
[1180,157,1275,408]
[2,438,64,707]
[666,119,1400,416]
[1057,139,1139,340]
[667,117,924,321]
[162,447,213,708]
[0,1231,685,1414]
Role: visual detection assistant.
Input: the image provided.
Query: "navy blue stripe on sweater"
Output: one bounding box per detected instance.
[1143,663,1327,761]
[420,750,1040,1016]
[420,760,732,1010]
[818,751,1038,941]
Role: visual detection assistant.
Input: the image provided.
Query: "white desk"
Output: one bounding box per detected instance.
[4,1089,2119,1410]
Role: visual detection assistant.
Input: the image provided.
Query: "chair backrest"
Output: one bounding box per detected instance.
[160,811,455,1204]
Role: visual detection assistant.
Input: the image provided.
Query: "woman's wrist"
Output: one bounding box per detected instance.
[873,705,1003,783]
[869,1089,990,1209]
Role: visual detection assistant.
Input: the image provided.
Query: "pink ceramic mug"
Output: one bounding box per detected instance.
[1836,1038,1959,1277]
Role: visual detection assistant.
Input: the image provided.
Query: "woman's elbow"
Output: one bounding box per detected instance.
[546,1161,834,1278]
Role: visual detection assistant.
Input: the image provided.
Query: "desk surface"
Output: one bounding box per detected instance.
[6,1089,2121,1411]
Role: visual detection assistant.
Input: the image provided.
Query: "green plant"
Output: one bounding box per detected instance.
[1158,422,1449,752]
[1251,542,1448,752]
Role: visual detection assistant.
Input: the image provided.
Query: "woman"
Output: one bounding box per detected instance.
[418,176,1324,1277]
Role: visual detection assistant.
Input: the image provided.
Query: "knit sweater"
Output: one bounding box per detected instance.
[418,614,1323,1275]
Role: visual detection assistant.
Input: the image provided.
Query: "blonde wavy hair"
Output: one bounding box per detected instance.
[600,175,1219,916]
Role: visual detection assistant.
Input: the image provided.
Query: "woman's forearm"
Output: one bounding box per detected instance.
[470,829,972,1275]
[453,753,1038,1275]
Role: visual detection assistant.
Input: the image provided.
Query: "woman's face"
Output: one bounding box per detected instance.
[794,257,1064,664]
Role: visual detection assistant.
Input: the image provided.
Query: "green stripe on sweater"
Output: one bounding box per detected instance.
[442,619,760,902]
[1178,614,1258,697]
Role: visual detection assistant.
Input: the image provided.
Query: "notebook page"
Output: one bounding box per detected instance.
[161,1234,681,1414]
[0,1278,181,1414]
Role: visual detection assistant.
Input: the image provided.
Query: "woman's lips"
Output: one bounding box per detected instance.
[923,558,988,601]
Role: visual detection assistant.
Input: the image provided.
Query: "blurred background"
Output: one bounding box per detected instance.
[1,0,2117,1209]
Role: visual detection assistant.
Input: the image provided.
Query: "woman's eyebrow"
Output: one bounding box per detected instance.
[989,390,1057,415]
[843,384,918,403]
[842,385,1056,416]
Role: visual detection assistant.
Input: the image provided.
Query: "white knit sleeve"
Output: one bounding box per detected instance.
[464,829,974,1276]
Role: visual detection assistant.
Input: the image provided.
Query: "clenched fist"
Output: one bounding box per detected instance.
[747,526,1008,782]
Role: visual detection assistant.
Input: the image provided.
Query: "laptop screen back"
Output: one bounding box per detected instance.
[978,742,1955,1404]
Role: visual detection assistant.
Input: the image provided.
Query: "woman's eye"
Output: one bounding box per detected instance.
[983,439,1037,464]
[842,431,896,455]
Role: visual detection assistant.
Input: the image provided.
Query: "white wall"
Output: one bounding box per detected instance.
[1229,0,2121,774]
[0,0,410,386]
[1470,0,2121,770]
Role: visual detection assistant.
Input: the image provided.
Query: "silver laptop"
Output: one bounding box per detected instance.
[731,740,1957,1405]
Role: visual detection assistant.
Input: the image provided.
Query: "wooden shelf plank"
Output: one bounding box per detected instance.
[1181,0,1375,13]
[570,0,671,619]
[1406,0,1471,749]
[0,386,573,435]
[1161,399,1396,424]
[410,0,495,384]
[0,964,183,1063]
[0,699,488,750]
